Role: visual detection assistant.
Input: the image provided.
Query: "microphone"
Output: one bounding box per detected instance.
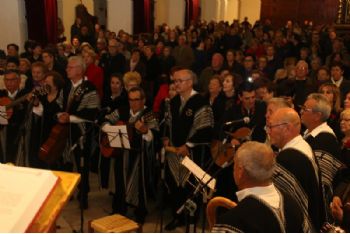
[224,117,250,126]
[221,158,234,168]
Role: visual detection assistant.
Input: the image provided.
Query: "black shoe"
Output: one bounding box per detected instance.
[165,218,184,231]
[134,208,148,224]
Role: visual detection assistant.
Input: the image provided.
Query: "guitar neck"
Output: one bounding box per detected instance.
[4,85,50,110]
[5,94,28,110]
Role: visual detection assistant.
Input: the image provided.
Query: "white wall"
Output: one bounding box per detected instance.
[239,0,261,24]
[0,0,27,52]
[57,0,94,42]
[154,0,169,27]
[94,0,107,27]
[219,0,227,22]
[107,0,133,34]
[225,0,239,23]
[201,0,220,22]
[168,0,185,29]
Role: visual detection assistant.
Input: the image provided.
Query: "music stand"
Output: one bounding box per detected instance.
[102,124,130,150]
[177,156,216,233]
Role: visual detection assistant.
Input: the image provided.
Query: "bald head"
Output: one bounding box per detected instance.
[274,107,300,125]
[267,108,301,149]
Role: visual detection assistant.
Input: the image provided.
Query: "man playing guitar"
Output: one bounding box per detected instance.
[101,86,158,223]
[162,69,214,230]
[0,69,29,163]
[56,56,100,209]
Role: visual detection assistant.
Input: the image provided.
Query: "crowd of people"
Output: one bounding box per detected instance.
[2,3,350,231]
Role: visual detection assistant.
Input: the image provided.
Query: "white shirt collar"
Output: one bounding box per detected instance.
[236,183,280,209]
[282,135,314,160]
[303,122,335,138]
[180,89,197,102]
[331,76,343,87]
[71,77,86,89]
[7,90,18,99]
[130,106,146,117]
[281,134,319,181]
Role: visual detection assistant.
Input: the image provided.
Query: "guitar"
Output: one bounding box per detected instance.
[210,127,252,167]
[0,85,50,119]
[39,84,88,164]
[100,111,157,158]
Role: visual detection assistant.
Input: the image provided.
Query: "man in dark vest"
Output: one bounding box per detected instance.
[213,141,307,232]
[267,107,323,231]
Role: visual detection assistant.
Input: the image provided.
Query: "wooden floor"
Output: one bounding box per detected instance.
[56,172,208,233]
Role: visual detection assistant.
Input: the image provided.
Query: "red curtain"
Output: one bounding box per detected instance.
[185,0,200,28]
[133,0,154,34]
[25,0,58,46]
[192,0,200,22]
[44,0,58,44]
[144,0,151,32]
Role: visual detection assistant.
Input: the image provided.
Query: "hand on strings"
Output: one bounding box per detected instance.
[230,138,240,148]
[26,91,34,102]
[331,196,344,222]
[135,119,148,134]
[176,144,189,157]
[162,137,170,147]
[26,90,39,106]
[58,112,70,124]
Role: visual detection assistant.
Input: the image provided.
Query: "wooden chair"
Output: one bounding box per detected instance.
[206,196,237,230]
[88,214,141,233]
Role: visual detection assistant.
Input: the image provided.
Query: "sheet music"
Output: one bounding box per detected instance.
[102,124,130,149]
[0,106,8,125]
[181,156,216,190]
[0,164,58,232]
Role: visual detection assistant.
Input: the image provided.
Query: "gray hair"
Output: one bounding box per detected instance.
[235,141,276,183]
[307,93,331,122]
[267,97,293,108]
[177,69,198,85]
[68,56,86,73]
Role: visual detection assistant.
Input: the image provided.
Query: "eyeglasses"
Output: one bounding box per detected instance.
[266,122,288,130]
[128,97,142,102]
[173,78,191,84]
[299,105,314,113]
[66,65,80,69]
[4,78,18,82]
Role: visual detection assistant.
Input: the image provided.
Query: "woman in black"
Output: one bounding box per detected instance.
[28,71,64,169]
[99,73,129,188]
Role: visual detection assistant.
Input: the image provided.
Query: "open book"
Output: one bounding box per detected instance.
[0,164,59,232]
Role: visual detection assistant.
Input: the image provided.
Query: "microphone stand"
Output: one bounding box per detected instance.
[159,99,172,233]
[178,120,234,233]
[70,119,96,233]
[16,97,35,166]
[176,160,229,233]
